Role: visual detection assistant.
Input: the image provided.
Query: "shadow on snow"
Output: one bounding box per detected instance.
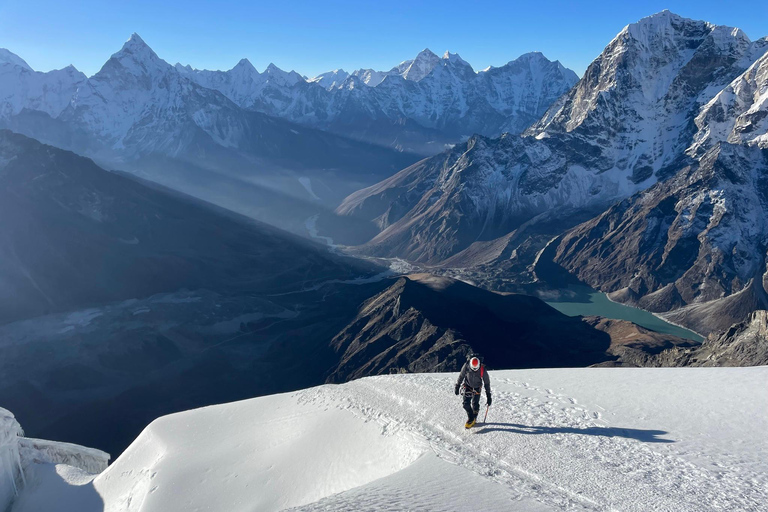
[474,423,675,443]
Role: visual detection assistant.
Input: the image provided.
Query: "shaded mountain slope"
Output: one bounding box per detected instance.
[326,274,617,382]
[0,130,370,324]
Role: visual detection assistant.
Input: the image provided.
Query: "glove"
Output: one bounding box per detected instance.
[487,396,492,406]
[454,384,460,395]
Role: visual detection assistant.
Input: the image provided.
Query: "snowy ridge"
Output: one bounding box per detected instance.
[0,48,85,119]
[177,47,579,148]
[60,33,256,155]
[308,69,350,89]
[0,37,577,158]
[393,48,443,82]
[12,368,768,511]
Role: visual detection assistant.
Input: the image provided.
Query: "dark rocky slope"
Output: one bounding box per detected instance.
[653,310,768,367]
[325,274,696,382]
[0,130,370,324]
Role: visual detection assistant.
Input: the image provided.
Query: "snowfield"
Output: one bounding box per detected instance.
[11,367,768,512]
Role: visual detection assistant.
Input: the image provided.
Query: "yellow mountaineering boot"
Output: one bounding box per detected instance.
[464,418,476,429]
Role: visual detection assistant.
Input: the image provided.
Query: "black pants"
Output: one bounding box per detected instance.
[463,387,481,421]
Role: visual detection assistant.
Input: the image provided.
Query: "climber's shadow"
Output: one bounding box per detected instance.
[475,423,674,443]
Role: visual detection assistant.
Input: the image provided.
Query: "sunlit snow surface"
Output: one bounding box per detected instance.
[13,368,768,512]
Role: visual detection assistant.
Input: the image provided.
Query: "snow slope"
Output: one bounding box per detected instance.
[13,367,768,511]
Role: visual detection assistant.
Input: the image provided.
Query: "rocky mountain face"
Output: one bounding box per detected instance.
[181,49,578,155]
[689,49,768,154]
[338,11,768,266]
[554,143,768,335]
[652,310,768,366]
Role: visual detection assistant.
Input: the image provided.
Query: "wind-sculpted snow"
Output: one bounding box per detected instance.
[13,368,768,511]
[18,438,109,475]
[1,407,108,512]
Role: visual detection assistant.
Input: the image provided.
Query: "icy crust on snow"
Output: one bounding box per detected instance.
[18,438,109,475]
[17,368,768,512]
[1,407,108,512]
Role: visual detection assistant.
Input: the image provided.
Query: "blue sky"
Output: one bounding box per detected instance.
[0,0,766,78]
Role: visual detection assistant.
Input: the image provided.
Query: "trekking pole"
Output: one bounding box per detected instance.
[483,405,489,423]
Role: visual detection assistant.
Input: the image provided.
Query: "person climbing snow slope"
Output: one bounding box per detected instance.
[454,355,491,428]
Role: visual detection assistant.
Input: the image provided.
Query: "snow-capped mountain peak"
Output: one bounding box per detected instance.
[350,68,388,87]
[442,51,468,65]
[0,48,32,70]
[510,51,555,66]
[441,51,474,75]
[621,9,702,41]
[263,62,303,85]
[174,63,193,73]
[0,49,86,120]
[102,32,169,79]
[117,33,158,59]
[395,48,442,81]
[309,68,350,89]
[233,58,256,72]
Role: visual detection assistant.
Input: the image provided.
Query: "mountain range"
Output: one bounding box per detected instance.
[0,36,578,236]
[337,10,768,336]
[177,48,579,154]
[1,8,767,467]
